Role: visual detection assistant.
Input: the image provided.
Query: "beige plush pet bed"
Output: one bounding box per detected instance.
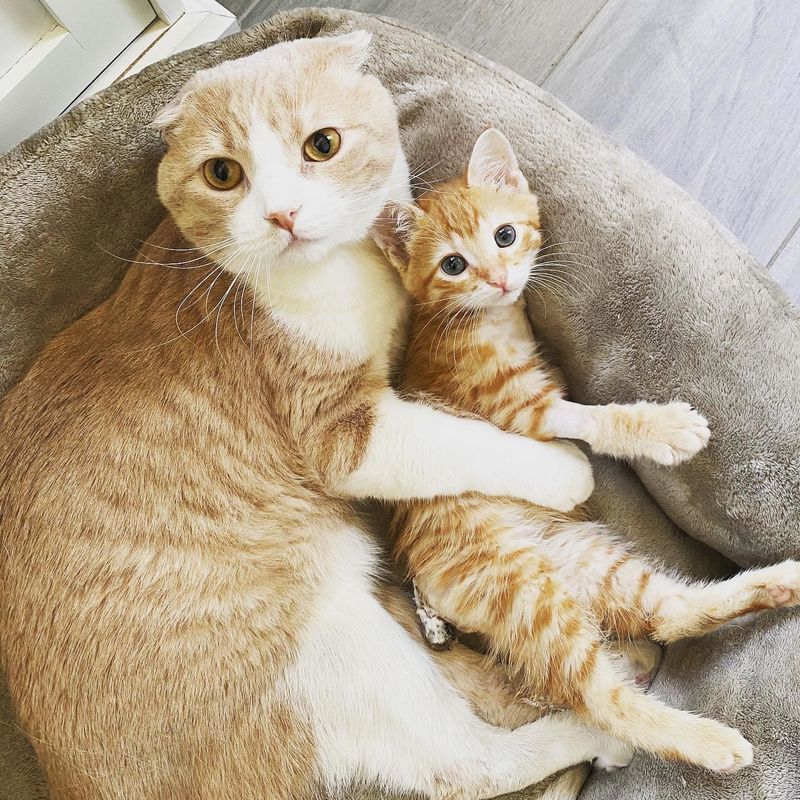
[0,8,798,800]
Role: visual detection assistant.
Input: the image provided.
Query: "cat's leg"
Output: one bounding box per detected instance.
[386,586,598,800]
[427,643,600,800]
[537,397,710,465]
[320,388,594,512]
[280,563,629,800]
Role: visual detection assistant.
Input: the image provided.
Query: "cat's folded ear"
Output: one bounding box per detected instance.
[151,94,183,140]
[371,202,423,275]
[150,72,209,140]
[319,30,373,72]
[467,128,529,193]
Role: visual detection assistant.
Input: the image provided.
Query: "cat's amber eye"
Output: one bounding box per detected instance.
[303,128,341,162]
[202,158,243,190]
[494,224,516,248]
[440,254,467,276]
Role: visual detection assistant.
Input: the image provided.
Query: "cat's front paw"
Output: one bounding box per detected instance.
[630,402,710,465]
[530,441,594,512]
[593,735,634,772]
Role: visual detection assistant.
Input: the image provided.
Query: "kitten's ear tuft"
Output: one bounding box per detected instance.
[325,30,372,71]
[467,128,529,193]
[371,202,423,275]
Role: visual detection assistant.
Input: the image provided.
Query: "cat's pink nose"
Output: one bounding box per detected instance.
[266,208,298,233]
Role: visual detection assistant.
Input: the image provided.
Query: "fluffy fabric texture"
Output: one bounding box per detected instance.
[0,8,797,800]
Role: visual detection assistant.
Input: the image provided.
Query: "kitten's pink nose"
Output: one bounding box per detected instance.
[488,278,510,293]
[266,208,298,233]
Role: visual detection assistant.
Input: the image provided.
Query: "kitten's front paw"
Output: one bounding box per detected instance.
[630,402,710,465]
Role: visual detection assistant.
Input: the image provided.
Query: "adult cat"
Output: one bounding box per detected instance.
[0,33,627,800]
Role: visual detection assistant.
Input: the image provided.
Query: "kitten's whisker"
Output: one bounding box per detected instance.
[412,297,464,348]
[424,299,464,365]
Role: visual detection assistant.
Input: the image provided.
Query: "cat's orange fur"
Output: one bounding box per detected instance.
[0,39,632,800]
[379,128,800,775]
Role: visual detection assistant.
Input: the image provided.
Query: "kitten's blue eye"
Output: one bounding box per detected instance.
[440,254,467,276]
[494,225,516,247]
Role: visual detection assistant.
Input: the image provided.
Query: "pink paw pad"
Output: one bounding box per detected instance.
[768,586,794,606]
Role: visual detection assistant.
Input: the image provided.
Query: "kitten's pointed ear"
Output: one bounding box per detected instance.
[371,202,423,275]
[467,128,529,193]
[322,30,372,71]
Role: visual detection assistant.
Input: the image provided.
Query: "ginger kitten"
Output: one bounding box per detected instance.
[377,128,800,774]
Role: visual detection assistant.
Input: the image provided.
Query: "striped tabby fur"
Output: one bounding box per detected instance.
[378,128,800,776]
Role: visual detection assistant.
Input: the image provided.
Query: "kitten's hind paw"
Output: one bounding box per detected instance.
[693,723,753,773]
[752,560,800,609]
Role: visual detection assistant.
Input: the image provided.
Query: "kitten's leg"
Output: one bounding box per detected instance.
[536,765,591,800]
[537,397,710,465]
[379,584,620,800]
[543,520,800,641]
[597,553,800,642]
[410,522,751,773]
[326,388,594,512]
[283,573,629,800]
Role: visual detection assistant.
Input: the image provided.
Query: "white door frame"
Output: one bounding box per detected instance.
[0,0,237,153]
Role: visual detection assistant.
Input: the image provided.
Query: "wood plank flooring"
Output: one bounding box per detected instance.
[221,0,800,306]
[544,0,800,270]
[236,0,608,84]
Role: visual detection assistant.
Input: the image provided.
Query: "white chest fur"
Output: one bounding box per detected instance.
[258,241,408,374]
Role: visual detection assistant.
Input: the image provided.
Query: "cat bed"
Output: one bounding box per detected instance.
[1,8,798,800]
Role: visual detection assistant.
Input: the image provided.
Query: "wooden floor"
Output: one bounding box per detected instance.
[223,0,800,306]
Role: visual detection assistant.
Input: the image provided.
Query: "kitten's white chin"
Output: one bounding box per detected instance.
[475,289,525,309]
